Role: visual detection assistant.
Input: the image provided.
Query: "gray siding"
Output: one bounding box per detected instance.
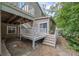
[28,2,44,17]
[1,23,19,40]
[33,18,49,34]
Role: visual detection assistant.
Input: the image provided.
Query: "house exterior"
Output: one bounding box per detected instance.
[0,2,55,55]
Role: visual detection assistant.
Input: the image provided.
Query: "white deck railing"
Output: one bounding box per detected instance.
[20,24,46,38]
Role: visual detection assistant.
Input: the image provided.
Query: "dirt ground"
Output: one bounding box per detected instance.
[4,37,79,56]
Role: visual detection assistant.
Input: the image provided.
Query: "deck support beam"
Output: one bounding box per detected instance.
[0,11,1,55]
[20,22,21,40]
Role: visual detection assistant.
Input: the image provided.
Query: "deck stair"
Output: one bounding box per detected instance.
[43,34,57,47]
[43,27,58,47]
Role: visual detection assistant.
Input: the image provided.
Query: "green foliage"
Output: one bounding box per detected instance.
[54,2,79,51]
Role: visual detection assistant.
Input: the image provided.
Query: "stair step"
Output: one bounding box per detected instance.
[43,40,56,44]
[45,38,56,40]
[43,41,55,45]
[44,38,56,41]
[45,37,55,40]
[45,35,55,38]
[46,34,54,36]
[43,42,56,47]
[44,40,56,42]
[45,38,55,40]
[43,34,57,47]
[44,40,56,43]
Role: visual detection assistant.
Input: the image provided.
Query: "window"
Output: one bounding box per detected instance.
[17,2,34,16]
[40,23,47,28]
[7,25,16,34]
[18,2,29,12]
[40,23,47,33]
[23,5,29,12]
[18,2,25,9]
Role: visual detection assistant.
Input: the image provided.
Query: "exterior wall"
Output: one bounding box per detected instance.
[28,2,44,17]
[1,21,32,41]
[33,18,49,34]
[1,23,19,41]
[49,20,56,34]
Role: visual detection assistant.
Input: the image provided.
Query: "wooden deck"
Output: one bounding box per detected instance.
[20,24,47,49]
[21,32,47,49]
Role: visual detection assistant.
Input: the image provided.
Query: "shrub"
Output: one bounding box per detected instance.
[54,2,79,51]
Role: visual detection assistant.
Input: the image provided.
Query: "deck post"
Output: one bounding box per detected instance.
[20,22,21,40]
[0,11,1,55]
[32,40,35,49]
